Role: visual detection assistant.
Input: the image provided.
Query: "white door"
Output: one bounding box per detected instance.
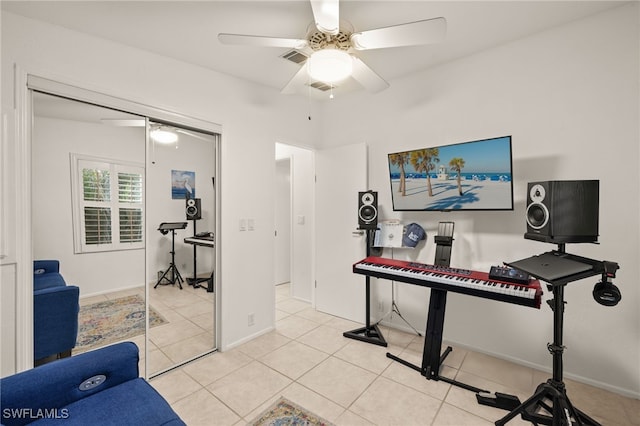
[274,158,291,285]
[315,143,368,321]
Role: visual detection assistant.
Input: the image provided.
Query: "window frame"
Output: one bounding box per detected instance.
[70,153,145,253]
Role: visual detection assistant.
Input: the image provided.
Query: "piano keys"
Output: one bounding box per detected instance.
[353,256,542,308]
[184,235,214,247]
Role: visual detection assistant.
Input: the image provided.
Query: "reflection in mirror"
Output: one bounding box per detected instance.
[147,121,216,377]
[31,92,147,371]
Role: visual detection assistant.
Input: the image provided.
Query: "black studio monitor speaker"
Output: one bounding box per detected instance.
[525,180,599,243]
[358,191,378,230]
[186,198,202,220]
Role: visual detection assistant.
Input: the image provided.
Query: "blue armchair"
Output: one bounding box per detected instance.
[33,260,66,290]
[33,260,79,364]
[0,342,185,425]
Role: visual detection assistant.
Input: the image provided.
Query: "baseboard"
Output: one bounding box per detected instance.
[442,338,640,400]
[375,317,639,399]
[80,283,144,299]
[221,326,275,352]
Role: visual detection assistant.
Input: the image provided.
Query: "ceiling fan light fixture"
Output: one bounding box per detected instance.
[307,49,353,83]
[150,127,178,144]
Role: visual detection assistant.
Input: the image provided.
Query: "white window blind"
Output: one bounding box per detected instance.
[71,154,144,253]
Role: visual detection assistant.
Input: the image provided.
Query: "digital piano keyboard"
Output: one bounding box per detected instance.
[353,256,543,308]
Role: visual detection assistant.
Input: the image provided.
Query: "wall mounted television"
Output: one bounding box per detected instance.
[388,136,514,211]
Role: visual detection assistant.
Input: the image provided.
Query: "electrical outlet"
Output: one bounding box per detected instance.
[248,313,255,326]
[378,301,384,312]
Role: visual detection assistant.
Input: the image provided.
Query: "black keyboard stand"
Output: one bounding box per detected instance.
[386,222,495,396]
[186,219,214,292]
[343,228,388,347]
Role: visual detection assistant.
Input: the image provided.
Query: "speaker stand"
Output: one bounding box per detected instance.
[344,229,388,347]
[497,244,604,425]
[495,283,599,425]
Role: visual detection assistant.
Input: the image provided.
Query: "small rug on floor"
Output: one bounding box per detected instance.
[75,294,167,353]
[250,397,335,426]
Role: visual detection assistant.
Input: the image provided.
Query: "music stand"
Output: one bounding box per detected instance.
[155,222,187,290]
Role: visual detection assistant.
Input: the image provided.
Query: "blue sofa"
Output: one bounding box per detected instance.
[0,342,185,425]
[33,260,79,363]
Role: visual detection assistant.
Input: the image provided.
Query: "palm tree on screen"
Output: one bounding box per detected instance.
[449,157,465,196]
[410,148,439,197]
[389,153,409,196]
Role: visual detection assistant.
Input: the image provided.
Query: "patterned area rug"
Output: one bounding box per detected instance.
[76,294,167,353]
[251,397,335,426]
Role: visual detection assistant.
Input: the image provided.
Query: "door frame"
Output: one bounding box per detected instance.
[274,156,293,289]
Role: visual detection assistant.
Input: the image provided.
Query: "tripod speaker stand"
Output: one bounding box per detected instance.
[155,222,187,290]
[498,245,618,425]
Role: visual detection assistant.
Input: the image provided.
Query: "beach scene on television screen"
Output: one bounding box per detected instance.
[388,136,513,211]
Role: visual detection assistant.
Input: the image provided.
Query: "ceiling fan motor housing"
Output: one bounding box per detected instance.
[308,29,352,51]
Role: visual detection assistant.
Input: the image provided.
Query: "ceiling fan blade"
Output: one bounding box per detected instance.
[350,17,446,50]
[218,33,308,49]
[351,57,389,93]
[281,64,310,94]
[310,0,339,35]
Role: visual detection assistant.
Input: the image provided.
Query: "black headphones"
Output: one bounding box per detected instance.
[592,261,621,307]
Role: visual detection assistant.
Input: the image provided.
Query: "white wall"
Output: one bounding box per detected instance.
[1,11,321,366]
[319,3,639,397]
[32,116,146,296]
[147,131,216,283]
[275,143,315,302]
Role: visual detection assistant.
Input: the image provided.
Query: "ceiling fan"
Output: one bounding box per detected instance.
[218,0,446,95]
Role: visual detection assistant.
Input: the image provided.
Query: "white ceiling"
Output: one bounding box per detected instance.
[2,0,627,97]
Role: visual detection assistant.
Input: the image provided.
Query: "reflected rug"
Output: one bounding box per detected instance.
[75,294,167,353]
[250,397,335,426]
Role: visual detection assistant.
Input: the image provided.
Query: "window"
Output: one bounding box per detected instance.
[71,154,144,253]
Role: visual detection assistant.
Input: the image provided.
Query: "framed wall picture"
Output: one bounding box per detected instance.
[171,170,195,199]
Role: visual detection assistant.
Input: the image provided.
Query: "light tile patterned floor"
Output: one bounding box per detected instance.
[150,283,639,425]
[79,281,215,378]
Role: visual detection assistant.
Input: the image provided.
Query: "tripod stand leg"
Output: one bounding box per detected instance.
[390,301,422,336]
[174,266,184,289]
[154,267,172,288]
[495,384,548,426]
[154,263,184,289]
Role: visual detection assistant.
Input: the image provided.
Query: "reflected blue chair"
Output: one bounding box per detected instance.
[33,260,79,364]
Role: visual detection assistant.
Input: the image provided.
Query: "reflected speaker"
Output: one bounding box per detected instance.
[186,198,201,220]
[358,191,378,230]
[525,180,599,243]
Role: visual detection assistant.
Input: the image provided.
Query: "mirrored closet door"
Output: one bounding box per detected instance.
[30,90,218,378]
[146,122,217,377]
[32,92,147,368]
